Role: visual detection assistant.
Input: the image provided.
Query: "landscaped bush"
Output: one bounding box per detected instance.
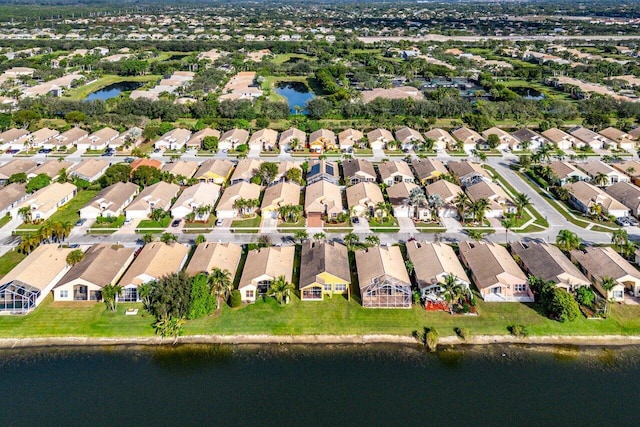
[575,286,595,309]
[508,324,528,337]
[229,289,242,308]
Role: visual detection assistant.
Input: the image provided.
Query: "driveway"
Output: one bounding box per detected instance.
[352,217,371,233]
[248,146,261,158]
[260,215,279,233]
[397,217,417,233]
[69,218,95,237]
[441,216,463,232]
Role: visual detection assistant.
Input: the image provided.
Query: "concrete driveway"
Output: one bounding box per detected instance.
[397,217,417,233]
[260,215,279,233]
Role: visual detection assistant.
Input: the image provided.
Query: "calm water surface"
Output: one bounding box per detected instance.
[85,81,144,102]
[510,86,546,100]
[275,81,315,114]
[1,344,638,426]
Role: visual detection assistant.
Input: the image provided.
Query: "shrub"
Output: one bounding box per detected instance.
[508,324,528,338]
[235,144,248,152]
[229,289,242,308]
[575,286,595,309]
[454,327,470,341]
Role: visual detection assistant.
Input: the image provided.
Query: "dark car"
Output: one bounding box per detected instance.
[351,217,359,224]
[124,157,135,163]
[38,148,52,154]
[75,218,87,226]
[6,149,19,154]
[171,220,181,228]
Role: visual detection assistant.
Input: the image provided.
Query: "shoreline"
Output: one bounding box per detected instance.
[3,334,640,349]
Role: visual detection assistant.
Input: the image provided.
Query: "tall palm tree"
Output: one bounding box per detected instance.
[427,193,444,221]
[441,273,465,314]
[365,235,380,248]
[267,276,294,305]
[513,192,531,219]
[501,218,514,243]
[469,198,489,224]
[454,192,470,223]
[208,268,233,309]
[611,228,629,251]
[593,172,609,187]
[313,232,326,242]
[600,276,617,299]
[102,284,123,312]
[343,232,360,252]
[556,229,581,252]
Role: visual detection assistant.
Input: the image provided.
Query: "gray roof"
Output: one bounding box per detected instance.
[510,242,589,286]
[299,241,350,289]
[55,244,135,288]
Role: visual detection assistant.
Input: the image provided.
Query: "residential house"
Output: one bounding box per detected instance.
[425,180,463,218]
[577,161,628,186]
[130,158,162,174]
[366,128,394,150]
[611,160,640,185]
[424,128,455,151]
[79,182,139,219]
[53,244,136,302]
[230,158,262,185]
[511,127,549,150]
[548,161,590,185]
[306,159,340,185]
[346,182,385,218]
[249,129,278,151]
[378,160,415,186]
[510,242,590,292]
[338,128,363,152]
[0,159,38,184]
[125,181,180,219]
[412,158,448,185]
[218,128,249,150]
[186,128,220,150]
[275,161,302,184]
[154,128,191,151]
[564,181,629,218]
[571,246,640,300]
[70,159,110,182]
[605,182,640,217]
[541,128,576,150]
[446,160,490,188]
[0,244,74,313]
[355,245,412,309]
[341,159,377,186]
[387,181,428,220]
[53,127,88,149]
[238,246,295,303]
[110,127,142,149]
[185,242,243,280]
[278,127,306,150]
[117,242,190,302]
[82,127,119,150]
[215,182,261,219]
[452,127,485,151]
[406,241,471,298]
[599,127,635,151]
[304,180,343,226]
[194,159,234,184]
[308,129,337,153]
[28,128,59,149]
[459,241,534,302]
[27,160,73,180]
[0,128,30,150]
[0,183,27,218]
[299,241,350,301]
[482,127,520,150]
[569,126,613,150]
[161,160,199,181]
[12,182,77,222]
[394,126,425,151]
[170,182,221,220]
[466,180,516,218]
[261,181,301,219]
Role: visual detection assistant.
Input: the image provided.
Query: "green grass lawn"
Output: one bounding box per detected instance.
[0,214,12,229]
[5,293,640,338]
[369,217,399,232]
[231,215,262,231]
[0,250,26,279]
[183,216,217,230]
[277,217,305,230]
[269,53,317,65]
[138,216,172,229]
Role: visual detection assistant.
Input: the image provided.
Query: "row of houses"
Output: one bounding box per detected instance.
[3,239,637,314]
[0,126,142,151]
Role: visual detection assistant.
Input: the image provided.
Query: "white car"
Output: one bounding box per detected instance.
[124,218,133,226]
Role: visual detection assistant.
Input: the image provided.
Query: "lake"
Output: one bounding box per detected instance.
[510,86,546,100]
[1,343,638,426]
[275,81,315,114]
[85,81,145,102]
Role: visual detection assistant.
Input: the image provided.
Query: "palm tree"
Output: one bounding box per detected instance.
[17,234,39,254]
[66,249,84,266]
[441,273,465,314]
[409,187,427,219]
[427,193,444,221]
[611,228,629,251]
[208,267,233,309]
[553,186,571,202]
[102,284,122,312]
[142,233,155,244]
[18,206,32,224]
[313,232,326,242]
[556,229,581,252]
[466,229,484,241]
[469,198,489,224]
[454,192,470,222]
[621,241,637,260]
[374,201,392,219]
[405,259,414,277]
[160,232,178,244]
[343,232,360,252]
[600,276,617,299]
[267,275,294,305]
[293,229,308,245]
[593,172,609,187]
[501,218,514,243]
[513,192,531,219]
[365,235,380,248]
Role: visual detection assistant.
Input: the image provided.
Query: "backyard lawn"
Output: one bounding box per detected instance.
[4,293,640,338]
[0,250,26,279]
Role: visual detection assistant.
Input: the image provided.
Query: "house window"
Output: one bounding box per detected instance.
[60,290,68,298]
[514,284,527,293]
[324,284,332,291]
[335,284,347,292]
[120,288,138,302]
[614,291,623,299]
[246,290,254,299]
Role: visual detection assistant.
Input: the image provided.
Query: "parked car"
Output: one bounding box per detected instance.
[6,149,19,154]
[123,218,133,226]
[215,218,224,227]
[616,217,631,227]
[38,148,52,154]
[75,218,87,226]
[351,217,359,224]
[124,157,135,163]
[171,220,181,228]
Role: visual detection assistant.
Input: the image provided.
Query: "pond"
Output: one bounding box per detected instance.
[84,81,145,102]
[1,343,639,426]
[275,81,315,114]
[510,86,546,100]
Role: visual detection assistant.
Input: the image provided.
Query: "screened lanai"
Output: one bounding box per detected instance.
[0,280,41,314]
